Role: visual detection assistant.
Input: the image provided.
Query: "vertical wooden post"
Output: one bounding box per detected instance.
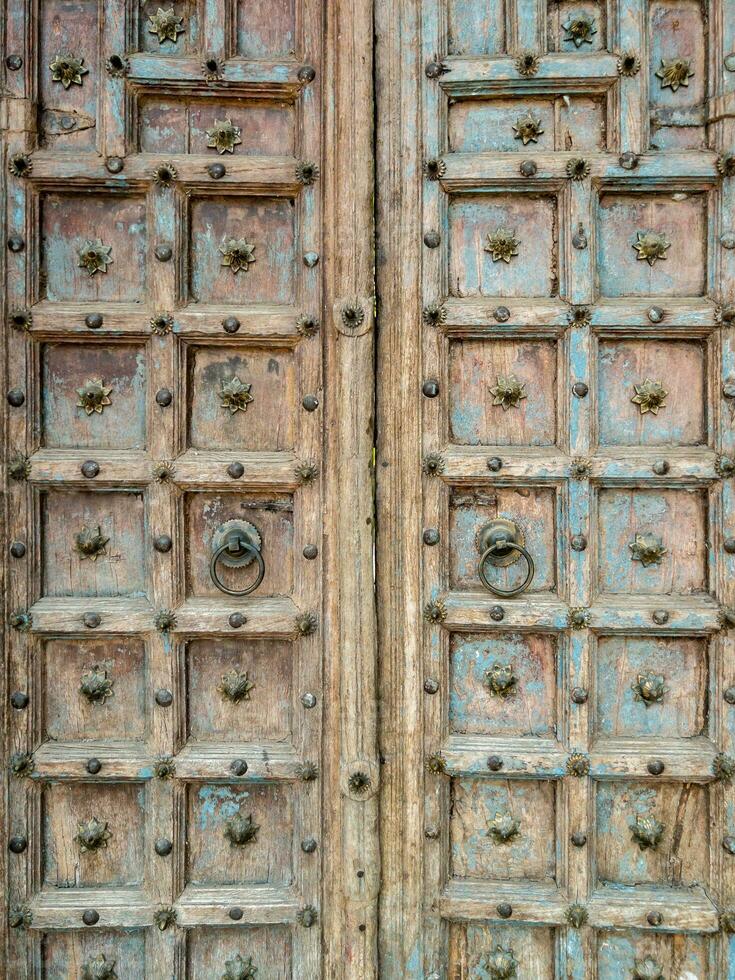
[323,0,379,975]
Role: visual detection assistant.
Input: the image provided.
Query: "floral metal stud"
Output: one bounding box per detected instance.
[76,379,112,416]
[568,305,592,327]
[484,662,517,699]
[8,905,32,930]
[153,162,177,187]
[490,374,527,411]
[202,55,224,81]
[218,669,255,704]
[341,302,366,330]
[222,955,257,980]
[422,302,447,327]
[568,607,590,629]
[224,813,259,847]
[8,308,32,331]
[297,761,319,781]
[631,379,668,415]
[9,610,32,632]
[75,525,110,562]
[512,111,544,145]
[425,753,446,774]
[295,460,319,483]
[8,453,30,480]
[566,752,590,776]
[487,811,521,844]
[722,910,735,933]
[298,905,318,928]
[563,15,596,47]
[423,599,447,624]
[80,665,114,705]
[630,814,664,850]
[206,118,242,154]
[515,51,540,76]
[220,376,254,414]
[148,7,185,44]
[49,53,89,88]
[81,953,117,980]
[632,958,664,980]
[154,906,176,931]
[713,753,735,783]
[220,237,256,274]
[296,161,320,185]
[153,460,176,481]
[717,154,735,178]
[656,57,694,91]
[483,944,519,978]
[718,454,735,478]
[78,239,113,277]
[348,771,372,794]
[617,51,641,76]
[76,817,112,853]
[570,457,590,479]
[295,612,319,636]
[566,158,590,180]
[629,532,667,567]
[565,904,588,928]
[423,158,446,180]
[422,452,445,476]
[150,313,173,336]
[8,154,32,178]
[296,314,320,337]
[632,671,666,707]
[10,752,34,778]
[484,228,520,263]
[105,54,130,77]
[154,755,176,779]
[633,231,671,266]
[155,609,177,632]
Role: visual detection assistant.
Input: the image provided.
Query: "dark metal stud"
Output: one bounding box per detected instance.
[10,692,29,709]
[723,836,735,855]
[304,251,319,267]
[229,612,247,629]
[208,162,226,179]
[155,689,173,707]
[303,545,318,560]
[298,65,316,83]
[222,316,240,335]
[652,609,669,625]
[154,244,173,262]
[487,755,503,771]
[571,687,588,704]
[82,909,99,926]
[301,837,318,853]
[497,903,513,919]
[155,838,173,856]
[487,456,503,472]
[619,152,638,170]
[647,306,665,323]
[489,605,504,622]
[8,835,27,853]
[724,537,735,554]
[519,160,537,178]
[83,612,101,629]
[425,826,440,840]
[105,157,124,174]
[86,758,102,774]
[424,678,439,694]
[85,312,104,329]
[422,379,440,398]
[570,534,587,552]
[7,235,24,252]
[230,759,248,776]
[6,55,22,70]
[647,911,663,927]
[647,759,665,775]
[154,534,172,553]
[652,459,670,475]
[10,541,26,558]
[572,224,588,249]
[7,388,25,407]
[423,230,441,248]
[301,692,317,708]
[228,907,243,921]
[571,831,587,847]
[423,528,440,546]
[81,460,100,478]
[725,687,735,704]
[493,306,511,323]
[227,461,245,479]
[425,60,447,78]
[302,394,319,412]
[572,381,588,398]
[155,389,173,409]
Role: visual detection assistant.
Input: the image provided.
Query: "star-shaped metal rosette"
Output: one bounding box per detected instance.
[49,53,89,89]
[490,374,527,411]
[629,532,667,567]
[220,237,256,274]
[147,6,185,44]
[632,231,671,266]
[76,817,112,853]
[630,814,664,850]
[74,525,110,562]
[563,15,597,47]
[76,378,113,416]
[206,118,242,154]
[631,378,668,415]
[483,945,518,979]
[220,376,254,414]
[631,670,666,706]
[656,57,694,91]
[484,227,520,263]
[81,953,117,980]
[632,958,664,980]
[222,954,257,980]
[512,111,544,145]
[78,239,113,277]
[486,811,521,844]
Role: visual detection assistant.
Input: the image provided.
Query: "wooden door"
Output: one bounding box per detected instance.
[2,1,377,977]
[377,0,735,977]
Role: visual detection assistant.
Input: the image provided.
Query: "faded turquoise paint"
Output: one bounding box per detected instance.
[565,929,586,980]
[461,922,557,977]
[197,784,252,830]
[447,0,506,56]
[597,928,710,978]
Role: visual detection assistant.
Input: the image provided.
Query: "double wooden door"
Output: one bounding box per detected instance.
[2,0,734,977]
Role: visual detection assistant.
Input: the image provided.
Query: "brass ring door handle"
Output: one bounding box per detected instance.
[476,518,535,598]
[209,520,265,597]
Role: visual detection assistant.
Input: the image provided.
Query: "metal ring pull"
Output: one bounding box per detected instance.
[476,518,535,598]
[209,520,265,597]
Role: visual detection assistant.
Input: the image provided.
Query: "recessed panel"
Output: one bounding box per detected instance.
[449,338,558,446]
[449,486,557,593]
[43,782,146,888]
[187,345,296,451]
[448,194,558,298]
[597,192,707,297]
[186,926,292,980]
[597,930,711,979]
[594,635,708,739]
[137,97,295,155]
[41,490,147,599]
[41,193,147,304]
[596,487,708,596]
[138,0,200,56]
[42,930,147,979]
[186,783,293,886]
[186,638,293,742]
[449,632,558,738]
[595,781,709,887]
[649,0,707,151]
[450,778,557,882]
[447,0,506,55]
[189,196,295,305]
[597,339,707,447]
[449,922,557,978]
[184,492,293,598]
[43,636,147,742]
[236,0,296,58]
[547,0,606,51]
[41,342,147,450]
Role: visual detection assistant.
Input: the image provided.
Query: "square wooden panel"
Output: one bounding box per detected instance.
[595,487,709,597]
[593,635,709,741]
[137,97,295,156]
[448,338,559,447]
[184,491,293,598]
[449,632,559,739]
[185,637,293,742]
[597,930,711,979]
[38,0,99,152]
[186,926,292,979]
[594,781,709,888]
[236,0,296,58]
[450,777,558,882]
[188,196,296,306]
[448,95,607,153]
[449,486,558,594]
[42,782,146,889]
[40,490,147,599]
[649,0,707,151]
[547,0,607,51]
[41,929,147,979]
[448,194,558,299]
[40,341,147,450]
[596,191,707,298]
[596,338,708,448]
[186,343,296,451]
[449,922,557,978]
[446,0,506,55]
[42,636,148,743]
[186,782,293,886]
[40,192,148,304]
[138,0,201,56]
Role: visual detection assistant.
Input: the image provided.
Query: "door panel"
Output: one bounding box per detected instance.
[377,0,735,974]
